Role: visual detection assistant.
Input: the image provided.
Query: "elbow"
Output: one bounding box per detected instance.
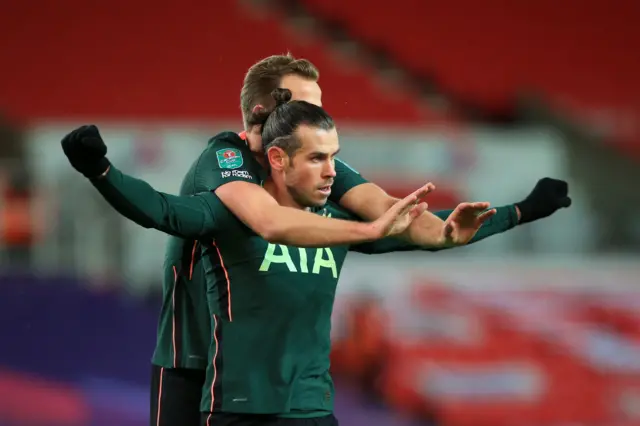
[254,217,287,244]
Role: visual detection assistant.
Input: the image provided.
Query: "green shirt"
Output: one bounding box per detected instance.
[197,196,519,415]
[90,131,519,377]
[94,131,368,370]
[198,197,348,414]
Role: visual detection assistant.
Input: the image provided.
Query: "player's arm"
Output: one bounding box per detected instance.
[351,205,518,254]
[94,165,428,246]
[61,126,427,246]
[92,165,221,238]
[332,159,457,246]
[192,138,432,247]
[214,181,431,247]
[92,163,397,245]
[340,182,451,246]
[333,160,571,246]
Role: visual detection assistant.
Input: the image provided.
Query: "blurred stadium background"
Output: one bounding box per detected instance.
[2,0,640,425]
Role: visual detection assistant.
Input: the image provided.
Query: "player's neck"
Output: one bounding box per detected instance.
[252,152,266,168]
[262,178,309,211]
[244,131,266,167]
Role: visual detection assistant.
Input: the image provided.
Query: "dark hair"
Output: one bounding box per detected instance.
[255,88,335,160]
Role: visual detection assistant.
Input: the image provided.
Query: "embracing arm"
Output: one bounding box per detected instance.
[340,182,447,246]
[92,166,398,247]
[351,204,519,254]
[91,165,221,238]
[84,131,392,245]
[431,205,520,243]
[333,158,570,253]
[341,175,571,251]
[214,181,381,247]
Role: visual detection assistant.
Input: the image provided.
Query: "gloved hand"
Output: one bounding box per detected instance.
[61,125,111,178]
[516,178,572,224]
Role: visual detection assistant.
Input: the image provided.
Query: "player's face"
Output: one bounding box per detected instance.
[284,125,338,208]
[280,74,322,106]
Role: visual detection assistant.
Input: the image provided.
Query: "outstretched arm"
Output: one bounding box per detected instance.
[339,182,495,247]
[92,165,221,239]
[63,126,430,246]
[338,167,570,248]
[351,205,518,254]
[93,165,422,246]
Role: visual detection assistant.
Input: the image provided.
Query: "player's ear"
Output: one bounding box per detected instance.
[267,146,287,171]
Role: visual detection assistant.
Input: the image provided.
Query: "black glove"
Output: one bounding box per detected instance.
[516,178,572,224]
[61,125,111,178]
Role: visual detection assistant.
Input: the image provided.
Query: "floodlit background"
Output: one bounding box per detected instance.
[1,1,640,425]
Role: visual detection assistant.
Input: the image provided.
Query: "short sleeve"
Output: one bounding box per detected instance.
[193,132,264,192]
[329,158,369,203]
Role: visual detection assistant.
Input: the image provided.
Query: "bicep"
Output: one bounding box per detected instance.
[339,182,397,221]
[214,181,279,233]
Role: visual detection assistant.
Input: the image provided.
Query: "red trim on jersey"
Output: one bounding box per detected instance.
[213,242,233,321]
[189,241,198,280]
[207,315,220,422]
[171,266,178,368]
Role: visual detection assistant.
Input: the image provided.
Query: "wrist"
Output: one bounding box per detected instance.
[405,223,446,247]
[515,200,532,224]
[85,157,111,179]
[515,204,522,223]
[95,164,111,179]
[361,221,382,242]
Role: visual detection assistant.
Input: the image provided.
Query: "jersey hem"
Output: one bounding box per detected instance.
[151,357,207,371]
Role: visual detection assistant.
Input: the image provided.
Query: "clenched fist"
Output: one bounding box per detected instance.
[61,124,110,178]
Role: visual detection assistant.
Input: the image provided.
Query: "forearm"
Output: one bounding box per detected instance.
[369,195,447,246]
[340,185,445,246]
[397,202,519,248]
[216,180,379,248]
[428,204,519,250]
[91,165,216,238]
[353,205,519,254]
[398,209,447,246]
[260,205,376,247]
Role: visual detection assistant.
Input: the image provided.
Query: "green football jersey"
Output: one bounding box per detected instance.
[199,198,358,416]
[90,131,519,378]
[150,131,369,369]
[197,196,519,416]
[196,200,517,417]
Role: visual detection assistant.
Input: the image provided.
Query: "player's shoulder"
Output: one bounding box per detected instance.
[199,132,257,170]
[334,157,361,175]
[200,131,254,168]
[179,132,257,195]
[206,131,251,151]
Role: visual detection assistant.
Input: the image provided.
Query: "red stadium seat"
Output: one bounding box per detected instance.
[0,0,441,125]
[299,0,640,154]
